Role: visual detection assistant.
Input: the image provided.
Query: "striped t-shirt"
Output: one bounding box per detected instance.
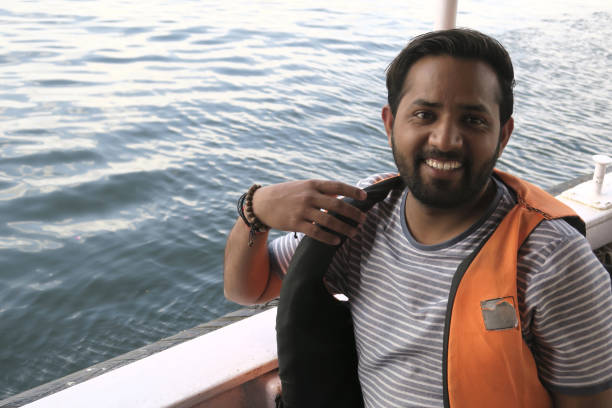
[269,173,612,407]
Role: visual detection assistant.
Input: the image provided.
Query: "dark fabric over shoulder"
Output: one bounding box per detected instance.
[276,176,402,408]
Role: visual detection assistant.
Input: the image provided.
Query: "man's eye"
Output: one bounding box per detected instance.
[415,111,433,120]
[465,115,486,126]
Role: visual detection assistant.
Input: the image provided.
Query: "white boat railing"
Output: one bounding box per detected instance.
[13,308,279,408]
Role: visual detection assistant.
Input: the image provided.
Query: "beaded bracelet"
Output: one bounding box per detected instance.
[237,184,270,247]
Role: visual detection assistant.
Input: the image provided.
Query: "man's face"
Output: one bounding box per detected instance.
[382,55,513,209]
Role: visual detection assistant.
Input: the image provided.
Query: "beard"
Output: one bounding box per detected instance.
[391,132,501,209]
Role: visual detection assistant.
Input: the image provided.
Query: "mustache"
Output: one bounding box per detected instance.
[416,148,464,162]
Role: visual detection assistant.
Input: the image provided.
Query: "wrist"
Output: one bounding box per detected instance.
[237,184,270,247]
[245,185,269,231]
[249,186,267,225]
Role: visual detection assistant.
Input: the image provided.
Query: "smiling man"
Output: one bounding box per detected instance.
[383,55,513,245]
[223,29,612,407]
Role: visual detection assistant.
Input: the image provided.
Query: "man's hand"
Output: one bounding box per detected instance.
[252,180,367,245]
[224,179,367,305]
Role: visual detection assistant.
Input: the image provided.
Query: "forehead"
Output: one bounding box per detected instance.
[400,55,501,114]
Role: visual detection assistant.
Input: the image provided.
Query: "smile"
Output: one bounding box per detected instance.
[425,159,462,171]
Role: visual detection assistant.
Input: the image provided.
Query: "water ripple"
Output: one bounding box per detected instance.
[1,0,611,400]
[32,79,103,87]
[85,54,173,64]
[149,32,190,42]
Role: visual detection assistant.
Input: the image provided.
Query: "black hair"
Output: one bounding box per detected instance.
[386,28,515,124]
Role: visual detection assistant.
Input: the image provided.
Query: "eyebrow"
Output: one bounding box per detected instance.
[458,103,489,113]
[411,99,491,114]
[412,99,442,108]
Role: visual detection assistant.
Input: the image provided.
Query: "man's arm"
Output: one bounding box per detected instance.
[552,389,612,408]
[519,219,612,406]
[223,218,280,305]
[223,180,367,305]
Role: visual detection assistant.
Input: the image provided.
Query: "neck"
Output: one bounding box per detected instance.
[404,179,496,246]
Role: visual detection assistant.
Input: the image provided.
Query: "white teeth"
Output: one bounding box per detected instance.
[425,159,461,170]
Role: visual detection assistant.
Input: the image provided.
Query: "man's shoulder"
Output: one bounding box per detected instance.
[524,217,585,249]
[496,171,590,262]
[494,170,585,230]
[533,217,585,239]
[520,217,592,269]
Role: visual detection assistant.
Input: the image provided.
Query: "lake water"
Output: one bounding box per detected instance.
[1,0,611,399]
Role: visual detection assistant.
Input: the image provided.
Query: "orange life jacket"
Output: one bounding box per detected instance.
[276,170,585,408]
[444,169,585,407]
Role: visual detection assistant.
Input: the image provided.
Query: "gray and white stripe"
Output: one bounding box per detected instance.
[269,173,612,406]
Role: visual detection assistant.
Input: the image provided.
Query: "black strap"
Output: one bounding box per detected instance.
[275,176,402,408]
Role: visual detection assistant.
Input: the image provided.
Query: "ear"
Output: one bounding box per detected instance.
[382,104,394,148]
[498,117,514,157]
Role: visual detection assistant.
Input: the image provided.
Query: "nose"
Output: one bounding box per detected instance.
[428,116,462,152]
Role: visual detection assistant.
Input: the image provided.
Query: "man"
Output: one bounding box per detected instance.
[224,29,612,407]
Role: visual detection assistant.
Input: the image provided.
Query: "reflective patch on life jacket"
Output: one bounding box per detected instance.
[480,297,519,330]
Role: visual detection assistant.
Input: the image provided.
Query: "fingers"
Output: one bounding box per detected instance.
[304,180,367,224]
[250,179,368,245]
[294,180,367,245]
[301,222,343,246]
[312,180,367,201]
[315,194,367,225]
[308,209,360,238]
[300,216,357,246]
